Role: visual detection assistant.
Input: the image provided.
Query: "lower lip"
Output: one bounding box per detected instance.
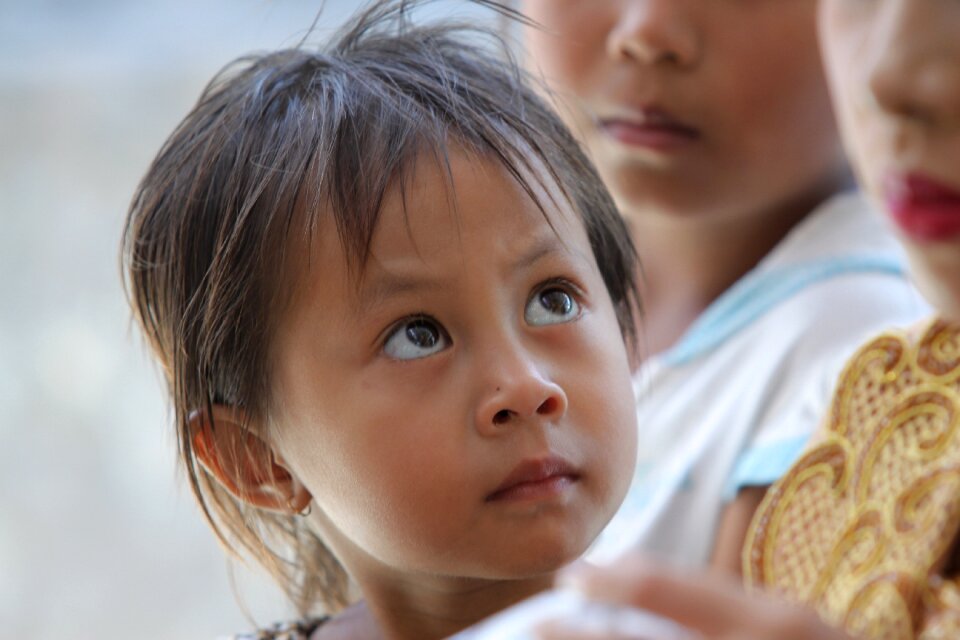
[599,121,700,151]
[886,175,960,241]
[486,475,577,503]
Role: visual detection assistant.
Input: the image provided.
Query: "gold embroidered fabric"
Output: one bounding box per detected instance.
[743,318,960,640]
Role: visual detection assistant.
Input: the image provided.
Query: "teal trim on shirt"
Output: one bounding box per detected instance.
[662,255,906,367]
[723,434,812,499]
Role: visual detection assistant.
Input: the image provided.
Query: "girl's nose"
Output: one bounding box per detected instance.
[606,0,700,68]
[474,354,569,437]
[867,3,960,128]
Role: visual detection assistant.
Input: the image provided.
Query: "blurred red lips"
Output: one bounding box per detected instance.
[885,172,960,241]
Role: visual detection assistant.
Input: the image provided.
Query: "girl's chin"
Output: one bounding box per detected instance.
[896,235,960,318]
[487,541,589,579]
[912,271,960,321]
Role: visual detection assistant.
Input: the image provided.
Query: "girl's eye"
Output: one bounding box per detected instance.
[383,317,450,360]
[525,284,582,326]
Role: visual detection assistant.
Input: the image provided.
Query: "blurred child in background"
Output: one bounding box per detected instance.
[520,0,927,572]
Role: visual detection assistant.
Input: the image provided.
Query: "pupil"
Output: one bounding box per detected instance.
[406,322,437,347]
[541,290,572,315]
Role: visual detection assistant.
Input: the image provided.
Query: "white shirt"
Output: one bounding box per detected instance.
[588,192,930,567]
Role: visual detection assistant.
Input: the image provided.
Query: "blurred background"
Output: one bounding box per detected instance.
[0,1,494,637]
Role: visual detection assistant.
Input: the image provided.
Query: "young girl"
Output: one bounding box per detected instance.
[541,0,960,638]
[518,0,929,571]
[122,3,644,638]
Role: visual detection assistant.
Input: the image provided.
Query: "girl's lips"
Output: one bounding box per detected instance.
[598,108,701,151]
[486,456,580,503]
[885,173,960,242]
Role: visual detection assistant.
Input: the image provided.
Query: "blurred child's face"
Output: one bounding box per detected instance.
[820,0,960,319]
[522,0,845,224]
[269,150,637,583]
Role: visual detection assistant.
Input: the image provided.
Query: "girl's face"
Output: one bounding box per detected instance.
[820,0,960,319]
[269,150,637,586]
[521,0,845,225]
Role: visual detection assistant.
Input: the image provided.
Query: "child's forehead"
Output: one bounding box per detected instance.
[285,146,591,303]
[378,147,579,239]
[315,144,586,270]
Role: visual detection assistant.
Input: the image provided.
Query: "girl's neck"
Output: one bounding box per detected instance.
[355,572,552,639]
[628,181,847,358]
[314,484,558,639]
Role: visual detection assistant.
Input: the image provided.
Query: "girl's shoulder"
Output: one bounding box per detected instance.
[226,616,330,640]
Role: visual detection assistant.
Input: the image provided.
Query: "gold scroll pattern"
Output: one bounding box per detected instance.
[743,319,960,640]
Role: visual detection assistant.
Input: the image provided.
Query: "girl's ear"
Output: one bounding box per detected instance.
[188,406,312,514]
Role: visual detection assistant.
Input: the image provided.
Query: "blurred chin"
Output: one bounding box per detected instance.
[922,283,960,323]
[603,168,713,223]
[907,250,960,322]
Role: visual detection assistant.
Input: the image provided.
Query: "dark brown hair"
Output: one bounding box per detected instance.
[123,0,640,616]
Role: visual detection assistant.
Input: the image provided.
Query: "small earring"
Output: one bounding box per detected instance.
[288,496,312,517]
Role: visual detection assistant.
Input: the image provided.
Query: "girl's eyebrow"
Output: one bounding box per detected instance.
[509,235,564,273]
[508,233,593,276]
[352,234,585,315]
[353,269,450,315]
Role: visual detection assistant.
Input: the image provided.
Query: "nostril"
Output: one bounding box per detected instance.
[493,409,512,425]
[537,397,559,416]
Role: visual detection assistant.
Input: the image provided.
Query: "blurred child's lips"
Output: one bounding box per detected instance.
[486,455,580,503]
[597,106,701,151]
[885,172,960,242]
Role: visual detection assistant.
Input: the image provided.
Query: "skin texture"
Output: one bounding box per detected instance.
[521,0,848,354]
[200,149,639,640]
[819,0,960,322]
[540,2,960,639]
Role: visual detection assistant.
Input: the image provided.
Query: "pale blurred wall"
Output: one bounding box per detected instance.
[0,1,490,637]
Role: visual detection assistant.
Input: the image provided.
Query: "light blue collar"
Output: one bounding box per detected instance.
[661,255,906,367]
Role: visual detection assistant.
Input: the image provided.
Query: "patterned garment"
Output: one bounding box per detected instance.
[744,318,960,640]
[227,616,329,640]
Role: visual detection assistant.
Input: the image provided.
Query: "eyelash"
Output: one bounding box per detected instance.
[377,276,587,351]
[379,310,437,341]
[534,277,586,302]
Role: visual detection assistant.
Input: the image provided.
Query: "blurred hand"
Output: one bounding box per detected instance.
[537,555,855,640]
